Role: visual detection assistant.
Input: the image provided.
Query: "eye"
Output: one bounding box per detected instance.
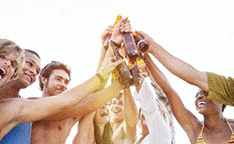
[11,60,17,68]
[64,79,70,85]
[26,61,33,67]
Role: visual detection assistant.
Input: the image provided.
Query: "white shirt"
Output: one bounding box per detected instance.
[134,79,172,144]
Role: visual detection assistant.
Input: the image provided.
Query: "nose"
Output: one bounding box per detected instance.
[58,80,68,90]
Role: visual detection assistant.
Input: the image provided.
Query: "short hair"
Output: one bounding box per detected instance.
[25,49,40,59]
[0,39,25,80]
[195,91,226,112]
[39,61,71,90]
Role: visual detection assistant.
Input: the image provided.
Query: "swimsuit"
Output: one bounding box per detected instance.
[196,119,234,144]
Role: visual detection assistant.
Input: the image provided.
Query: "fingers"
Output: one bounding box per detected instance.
[101,25,114,40]
[111,59,124,68]
[135,30,146,38]
[120,19,132,33]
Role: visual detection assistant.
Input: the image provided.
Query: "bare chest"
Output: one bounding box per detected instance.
[31,119,75,144]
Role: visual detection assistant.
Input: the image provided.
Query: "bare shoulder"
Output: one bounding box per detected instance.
[0,98,25,129]
[0,98,24,111]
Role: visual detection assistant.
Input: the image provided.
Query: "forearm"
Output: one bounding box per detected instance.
[97,48,108,72]
[72,112,95,144]
[144,55,196,128]
[43,80,122,120]
[17,74,105,122]
[149,43,208,91]
[124,88,138,131]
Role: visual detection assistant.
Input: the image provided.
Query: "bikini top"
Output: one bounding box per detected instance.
[196,119,234,144]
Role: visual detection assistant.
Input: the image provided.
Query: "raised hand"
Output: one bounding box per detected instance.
[135,31,159,53]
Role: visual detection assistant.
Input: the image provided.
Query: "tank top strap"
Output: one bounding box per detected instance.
[226,119,234,143]
[196,125,206,144]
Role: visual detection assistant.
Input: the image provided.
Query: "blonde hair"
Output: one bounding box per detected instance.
[0,39,25,80]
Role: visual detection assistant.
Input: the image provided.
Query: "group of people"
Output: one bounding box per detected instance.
[0,16,233,144]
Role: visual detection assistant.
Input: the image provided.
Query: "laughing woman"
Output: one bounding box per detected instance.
[144,54,234,144]
[0,39,24,87]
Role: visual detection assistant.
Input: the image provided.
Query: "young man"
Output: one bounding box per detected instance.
[31,61,79,144]
[136,31,234,106]
[0,49,41,144]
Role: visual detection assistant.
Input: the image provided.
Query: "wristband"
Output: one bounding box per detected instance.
[96,73,105,84]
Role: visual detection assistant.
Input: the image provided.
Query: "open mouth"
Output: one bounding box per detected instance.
[198,101,206,107]
[0,67,6,80]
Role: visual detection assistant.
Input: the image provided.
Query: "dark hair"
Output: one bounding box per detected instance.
[39,61,71,90]
[25,49,40,59]
[196,91,226,112]
[222,104,226,112]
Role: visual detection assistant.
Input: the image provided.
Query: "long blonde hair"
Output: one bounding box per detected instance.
[0,39,25,81]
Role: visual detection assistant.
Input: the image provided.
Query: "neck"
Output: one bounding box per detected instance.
[0,81,21,99]
[203,113,225,130]
[41,88,52,97]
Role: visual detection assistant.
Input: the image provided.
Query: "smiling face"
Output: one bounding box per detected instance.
[43,69,70,96]
[16,51,41,88]
[109,93,124,123]
[195,90,223,115]
[94,105,110,125]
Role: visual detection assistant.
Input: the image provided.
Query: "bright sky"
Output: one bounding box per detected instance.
[1,0,234,143]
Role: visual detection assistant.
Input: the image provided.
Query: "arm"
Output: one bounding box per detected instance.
[43,80,123,120]
[143,54,200,139]
[123,88,138,140]
[136,31,209,92]
[97,25,113,72]
[72,112,96,144]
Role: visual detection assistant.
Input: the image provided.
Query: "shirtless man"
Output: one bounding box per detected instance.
[30,61,80,144]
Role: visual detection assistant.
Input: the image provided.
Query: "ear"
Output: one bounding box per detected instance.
[41,76,47,85]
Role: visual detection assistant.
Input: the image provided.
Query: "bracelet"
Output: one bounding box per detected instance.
[96,73,105,84]
[110,40,121,48]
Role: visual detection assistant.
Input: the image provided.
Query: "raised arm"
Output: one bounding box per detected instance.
[143,54,200,138]
[123,88,138,140]
[96,25,113,72]
[43,80,123,120]
[72,112,96,144]
[136,31,209,92]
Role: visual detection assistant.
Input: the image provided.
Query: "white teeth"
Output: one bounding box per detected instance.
[198,102,206,106]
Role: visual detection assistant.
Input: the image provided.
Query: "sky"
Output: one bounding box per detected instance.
[1,0,234,143]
